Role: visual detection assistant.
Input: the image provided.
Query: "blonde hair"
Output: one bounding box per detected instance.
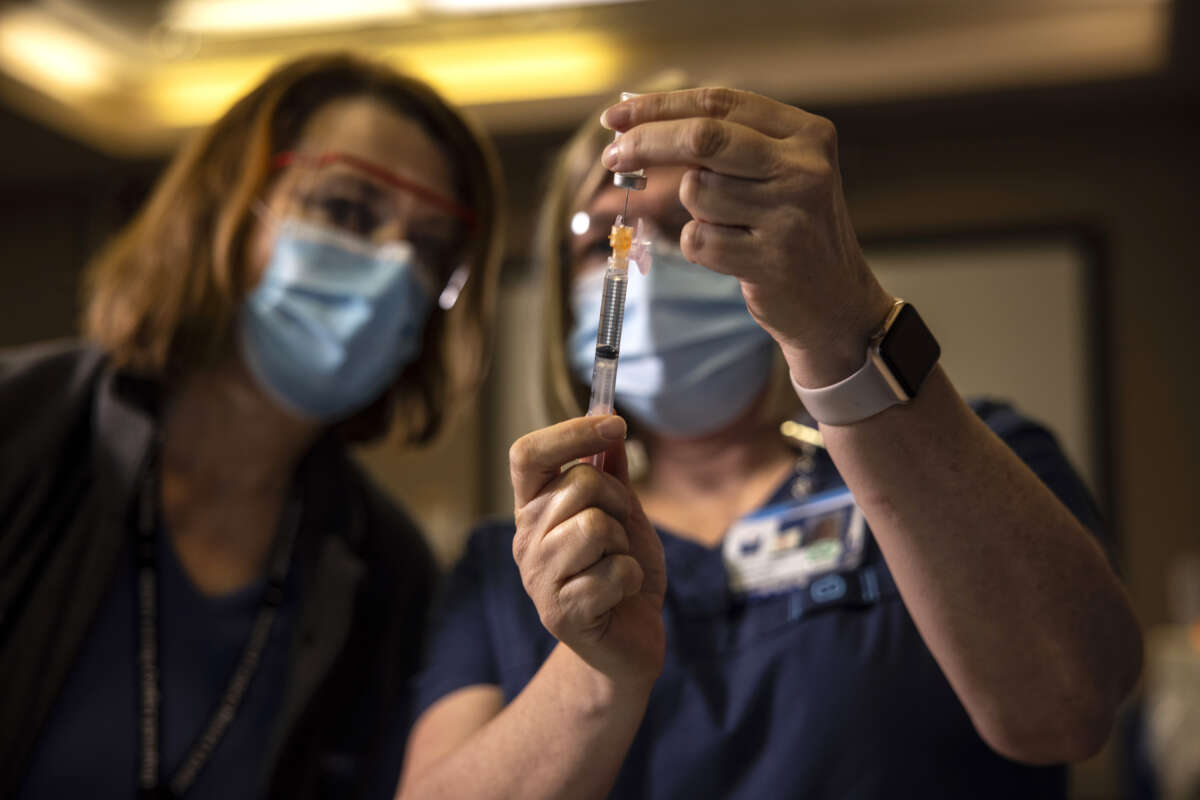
[83,52,503,444]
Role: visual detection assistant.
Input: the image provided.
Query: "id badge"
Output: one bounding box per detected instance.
[723,488,865,597]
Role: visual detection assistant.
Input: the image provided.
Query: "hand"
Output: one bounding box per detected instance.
[509,416,667,687]
[600,88,896,387]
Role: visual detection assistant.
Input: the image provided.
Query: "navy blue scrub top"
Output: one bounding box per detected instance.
[17,525,299,800]
[414,402,1105,799]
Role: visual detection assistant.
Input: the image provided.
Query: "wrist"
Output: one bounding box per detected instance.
[549,644,656,718]
[783,289,896,389]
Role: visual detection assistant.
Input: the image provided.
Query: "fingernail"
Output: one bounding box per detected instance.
[601,142,621,169]
[601,103,631,130]
[595,415,626,440]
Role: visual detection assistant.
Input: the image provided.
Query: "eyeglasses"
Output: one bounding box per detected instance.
[272,151,476,227]
[270,150,475,309]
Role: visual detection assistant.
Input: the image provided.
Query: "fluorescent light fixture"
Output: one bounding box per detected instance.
[0,8,120,96]
[391,31,619,105]
[143,55,280,126]
[165,0,419,35]
[423,0,638,13]
[166,0,640,34]
[143,30,618,128]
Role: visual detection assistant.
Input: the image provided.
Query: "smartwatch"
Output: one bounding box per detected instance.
[792,299,940,426]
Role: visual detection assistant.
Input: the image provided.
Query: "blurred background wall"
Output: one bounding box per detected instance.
[0,0,1196,795]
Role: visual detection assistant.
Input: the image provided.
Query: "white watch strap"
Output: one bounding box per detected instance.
[790,354,904,426]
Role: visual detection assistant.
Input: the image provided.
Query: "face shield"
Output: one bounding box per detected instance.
[269,150,476,310]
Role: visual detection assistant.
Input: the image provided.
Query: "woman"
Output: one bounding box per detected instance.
[0,53,501,798]
[399,89,1142,798]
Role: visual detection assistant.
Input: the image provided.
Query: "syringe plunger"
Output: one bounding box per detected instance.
[594,268,628,358]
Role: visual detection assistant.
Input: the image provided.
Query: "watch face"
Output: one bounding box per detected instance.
[878,304,941,398]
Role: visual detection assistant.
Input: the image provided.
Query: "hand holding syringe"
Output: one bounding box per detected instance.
[587,93,651,469]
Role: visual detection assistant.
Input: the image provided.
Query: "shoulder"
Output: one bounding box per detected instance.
[0,340,107,408]
[0,341,108,456]
[298,445,441,627]
[342,460,439,599]
[354,465,429,555]
[436,516,525,612]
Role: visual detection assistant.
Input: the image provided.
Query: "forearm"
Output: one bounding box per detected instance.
[808,364,1142,761]
[400,644,651,800]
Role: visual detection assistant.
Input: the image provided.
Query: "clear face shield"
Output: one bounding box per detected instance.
[267,151,476,310]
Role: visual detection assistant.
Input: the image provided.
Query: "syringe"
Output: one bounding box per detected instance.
[585,219,638,470]
[586,219,634,421]
[586,92,648,469]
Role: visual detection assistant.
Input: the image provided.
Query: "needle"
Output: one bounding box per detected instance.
[622,187,630,220]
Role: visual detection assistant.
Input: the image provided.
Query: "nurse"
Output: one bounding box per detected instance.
[398,89,1142,798]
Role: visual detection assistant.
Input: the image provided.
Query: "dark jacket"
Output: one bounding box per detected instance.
[0,341,437,798]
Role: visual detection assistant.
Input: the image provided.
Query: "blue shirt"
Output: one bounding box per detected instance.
[18,526,299,800]
[414,402,1104,799]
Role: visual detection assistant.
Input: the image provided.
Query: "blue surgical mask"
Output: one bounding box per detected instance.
[240,218,434,420]
[568,244,775,437]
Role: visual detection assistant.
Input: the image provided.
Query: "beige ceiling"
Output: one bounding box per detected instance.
[0,0,1172,156]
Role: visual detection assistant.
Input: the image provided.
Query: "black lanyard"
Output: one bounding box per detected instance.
[136,466,301,799]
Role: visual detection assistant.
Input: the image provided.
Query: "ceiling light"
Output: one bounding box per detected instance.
[142,29,618,128]
[143,55,280,127]
[164,0,419,36]
[390,30,619,105]
[423,0,639,13]
[0,8,120,96]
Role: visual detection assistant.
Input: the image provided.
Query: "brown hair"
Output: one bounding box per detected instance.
[82,52,503,444]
